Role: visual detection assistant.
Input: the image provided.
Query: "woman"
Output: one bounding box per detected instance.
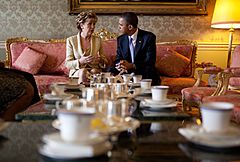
[65,11,108,85]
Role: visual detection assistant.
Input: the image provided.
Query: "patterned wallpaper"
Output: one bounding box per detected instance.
[0,0,240,43]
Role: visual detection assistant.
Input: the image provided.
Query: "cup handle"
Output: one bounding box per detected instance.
[55,101,63,110]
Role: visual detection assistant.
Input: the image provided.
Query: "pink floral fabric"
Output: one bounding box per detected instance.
[102,40,117,67]
[227,46,240,88]
[156,44,194,77]
[10,42,66,74]
[183,88,239,103]
[156,49,190,77]
[203,66,223,74]
[231,46,240,67]
[161,77,207,95]
[182,87,217,103]
[202,94,240,124]
[34,75,69,94]
[12,47,47,74]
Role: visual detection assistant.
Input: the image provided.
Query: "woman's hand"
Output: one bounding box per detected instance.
[79,55,94,64]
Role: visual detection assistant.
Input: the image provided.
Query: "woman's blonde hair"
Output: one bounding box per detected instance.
[76,11,98,32]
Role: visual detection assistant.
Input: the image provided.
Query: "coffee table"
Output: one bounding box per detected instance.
[1,121,240,162]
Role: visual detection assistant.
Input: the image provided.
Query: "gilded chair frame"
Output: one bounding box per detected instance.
[182,70,232,112]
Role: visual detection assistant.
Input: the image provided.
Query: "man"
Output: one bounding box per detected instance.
[110,12,160,85]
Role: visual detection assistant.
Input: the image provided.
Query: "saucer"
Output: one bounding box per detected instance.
[144,98,175,105]
[178,125,240,148]
[65,84,85,90]
[43,132,107,146]
[43,93,74,101]
[128,82,140,87]
[39,141,112,159]
[141,89,151,94]
[141,101,177,110]
[186,125,240,138]
[52,117,140,135]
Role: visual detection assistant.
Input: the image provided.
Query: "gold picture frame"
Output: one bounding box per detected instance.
[69,0,207,15]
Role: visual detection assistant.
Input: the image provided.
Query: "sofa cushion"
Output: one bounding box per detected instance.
[156,49,190,77]
[156,44,194,77]
[12,47,47,74]
[10,42,66,74]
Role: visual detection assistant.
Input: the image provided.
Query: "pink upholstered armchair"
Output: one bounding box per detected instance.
[181,67,240,111]
[182,45,240,111]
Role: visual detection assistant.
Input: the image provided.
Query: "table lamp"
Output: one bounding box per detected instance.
[211,0,240,68]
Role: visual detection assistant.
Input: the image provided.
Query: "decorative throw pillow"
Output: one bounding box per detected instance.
[156,49,190,77]
[12,47,47,74]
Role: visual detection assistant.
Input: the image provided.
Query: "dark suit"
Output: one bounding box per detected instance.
[110,29,160,85]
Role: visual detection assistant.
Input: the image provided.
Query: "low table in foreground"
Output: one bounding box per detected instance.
[1,121,240,162]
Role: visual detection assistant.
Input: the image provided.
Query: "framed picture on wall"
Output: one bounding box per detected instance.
[69,0,207,15]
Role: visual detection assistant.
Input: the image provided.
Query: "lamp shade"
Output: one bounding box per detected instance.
[211,0,240,29]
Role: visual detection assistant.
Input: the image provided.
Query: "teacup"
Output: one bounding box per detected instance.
[133,75,142,83]
[57,108,95,142]
[200,102,234,133]
[51,82,66,95]
[118,98,137,117]
[122,74,132,83]
[82,87,106,101]
[68,78,79,85]
[112,83,128,95]
[151,86,169,101]
[140,79,152,90]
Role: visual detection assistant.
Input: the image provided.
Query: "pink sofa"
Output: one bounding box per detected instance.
[5,37,204,96]
[5,38,69,95]
[102,39,206,96]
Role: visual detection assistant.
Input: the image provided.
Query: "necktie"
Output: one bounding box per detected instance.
[129,38,135,63]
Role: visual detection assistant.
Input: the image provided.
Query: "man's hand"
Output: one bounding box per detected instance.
[115,60,135,72]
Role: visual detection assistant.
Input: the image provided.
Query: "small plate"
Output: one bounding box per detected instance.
[65,84,85,90]
[43,93,74,101]
[39,141,112,159]
[178,125,240,148]
[43,132,107,146]
[141,89,151,94]
[128,82,140,87]
[144,98,175,105]
[185,125,240,139]
[141,101,177,109]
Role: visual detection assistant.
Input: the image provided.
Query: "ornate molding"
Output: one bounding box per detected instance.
[69,0,208,15]
[198,42,239,51]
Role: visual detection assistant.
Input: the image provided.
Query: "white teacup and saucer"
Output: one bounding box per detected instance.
[178,102,240,148]
[144,85,175,105]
